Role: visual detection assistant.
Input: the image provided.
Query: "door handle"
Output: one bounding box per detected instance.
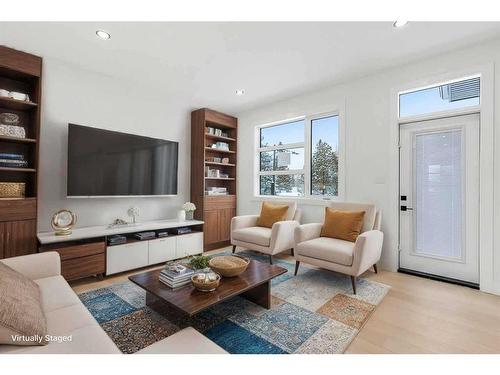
[400,206,413,211]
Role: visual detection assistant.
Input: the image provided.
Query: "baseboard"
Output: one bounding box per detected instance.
[398,268,479,290]
[204,240,231,251]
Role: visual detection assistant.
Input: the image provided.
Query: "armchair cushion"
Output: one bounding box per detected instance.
[320,208,365,242]
[296,237,354,266]
[256,202,289,228]
[232,226,272,247]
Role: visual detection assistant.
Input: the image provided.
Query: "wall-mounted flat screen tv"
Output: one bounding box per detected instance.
[67,124,178,197]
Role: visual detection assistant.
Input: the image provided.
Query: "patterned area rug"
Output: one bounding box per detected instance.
[78,250,389,354]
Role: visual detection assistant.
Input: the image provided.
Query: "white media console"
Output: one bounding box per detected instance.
[37,219,204,280]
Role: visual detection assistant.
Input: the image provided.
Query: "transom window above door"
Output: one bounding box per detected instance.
[399,76,480,119]
[256,113,343,198]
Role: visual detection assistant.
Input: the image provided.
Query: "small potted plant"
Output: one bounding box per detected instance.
[189,255,211,271]
[182,202,196,220]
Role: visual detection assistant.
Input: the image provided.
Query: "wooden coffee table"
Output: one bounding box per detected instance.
[129,260,287,317]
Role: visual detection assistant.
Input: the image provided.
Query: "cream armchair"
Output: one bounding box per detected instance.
[231,201,302,264]
[294,202,383,294]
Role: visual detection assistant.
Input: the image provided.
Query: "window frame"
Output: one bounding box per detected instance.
[397,74,481,123]
[254,109,345,201]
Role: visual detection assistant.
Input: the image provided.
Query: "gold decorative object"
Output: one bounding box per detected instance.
[191,272,221,292]
[0,182,25,198]
[208,256,250,277]
[51,209,77,236]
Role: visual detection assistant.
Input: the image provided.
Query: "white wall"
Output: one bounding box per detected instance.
[38,58,191,231]
[236,37,500,294]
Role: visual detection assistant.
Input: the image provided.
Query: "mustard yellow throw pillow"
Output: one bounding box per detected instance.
[256,202,289,228]
[320,208,365,242]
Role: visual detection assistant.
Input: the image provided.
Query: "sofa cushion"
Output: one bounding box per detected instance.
[0,262,48,346]
[320,208,365,242]
[44,303,99,336]
[35,275,82,313]
[232,226,272,247]
[137,327,226,354]
[256,202,289,228]
[296,237,355,266]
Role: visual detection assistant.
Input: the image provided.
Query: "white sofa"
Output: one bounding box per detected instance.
[0,252,225,354]
[231,201,302,264]
[294,202,383,294]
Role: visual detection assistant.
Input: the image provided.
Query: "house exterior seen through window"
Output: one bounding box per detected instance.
[257,114,340,198]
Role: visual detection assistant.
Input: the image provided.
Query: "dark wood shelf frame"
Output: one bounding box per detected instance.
[0,96,38,111]
[0,46,42,260]
[204,147,236,154]
[191,108,238,251]
[0,166,36,173]
[204,161,236,167]
[0,135,37,144]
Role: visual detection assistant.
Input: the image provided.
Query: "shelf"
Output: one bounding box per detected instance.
[205,133,236,142]
[0,135,37,144]
[205,147,236,154]
[0,197,36,201]
[205,177,235,180]
[0,166,36,173]
[0,96,38,111]
[205,161,236,167]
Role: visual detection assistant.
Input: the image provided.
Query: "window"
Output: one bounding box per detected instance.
[399,76,480,118]
[257,113,341,198]
[258,119,305,197]
[311,115,339,196]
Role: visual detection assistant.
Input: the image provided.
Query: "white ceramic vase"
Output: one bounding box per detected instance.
[177,210,186,221]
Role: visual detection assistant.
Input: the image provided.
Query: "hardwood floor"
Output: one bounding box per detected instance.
[70,247,500,354]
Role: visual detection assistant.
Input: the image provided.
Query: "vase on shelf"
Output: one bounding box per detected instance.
[186,211,194,220]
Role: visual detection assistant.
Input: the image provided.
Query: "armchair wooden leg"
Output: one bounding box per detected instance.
[373,264,378,274]
[294,261,300,276]
[291,248,294,256]
[350,276,357,295]
[269,255,273,265]
[232,245,236,254]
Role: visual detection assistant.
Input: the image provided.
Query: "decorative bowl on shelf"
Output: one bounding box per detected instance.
[191,272,221,292]
[208,255,250,277]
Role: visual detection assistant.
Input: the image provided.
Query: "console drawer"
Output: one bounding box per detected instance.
[42,241,105,261]
[61,254,105,281]
[148,237,176,265]
[106,241,148,275]
[176,232,203,258]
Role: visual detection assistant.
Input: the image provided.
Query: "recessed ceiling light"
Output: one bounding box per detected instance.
[393,21,409,29]
[235,89,245,96]
[96,30,111,40]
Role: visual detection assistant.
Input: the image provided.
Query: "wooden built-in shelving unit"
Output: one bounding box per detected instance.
[191,108,237,251]
[0,46,42,259]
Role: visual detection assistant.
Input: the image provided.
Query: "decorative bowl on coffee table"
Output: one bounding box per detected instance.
[209,255,250,277]
[191,272,221,292]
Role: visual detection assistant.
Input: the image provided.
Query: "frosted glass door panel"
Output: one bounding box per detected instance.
[414,130,462,259]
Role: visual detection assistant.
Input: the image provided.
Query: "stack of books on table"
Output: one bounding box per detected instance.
[159,264,194,289]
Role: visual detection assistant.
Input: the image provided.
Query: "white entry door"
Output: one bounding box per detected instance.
[399,114,479,284]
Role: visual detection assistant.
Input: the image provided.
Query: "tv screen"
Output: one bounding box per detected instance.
[67,124,178,197]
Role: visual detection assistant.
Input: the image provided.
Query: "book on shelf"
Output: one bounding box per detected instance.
[0,153,24,161]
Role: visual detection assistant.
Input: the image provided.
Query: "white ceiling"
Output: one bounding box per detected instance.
[1,22,500,114]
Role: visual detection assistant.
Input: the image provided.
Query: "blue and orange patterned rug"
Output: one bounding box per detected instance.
[78,250,389,354]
